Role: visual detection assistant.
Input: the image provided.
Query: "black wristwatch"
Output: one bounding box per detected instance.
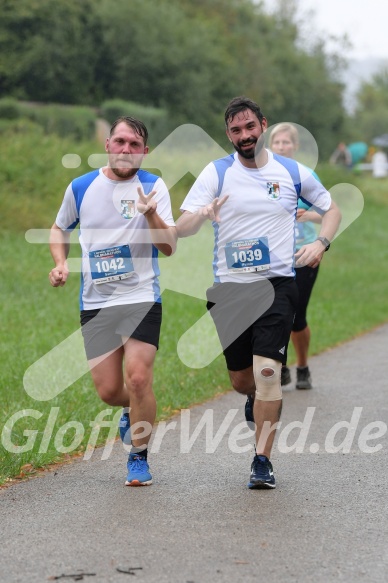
[316,236,331,251]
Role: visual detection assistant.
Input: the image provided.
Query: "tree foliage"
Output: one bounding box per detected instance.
[0,0,347,155]
[351,68,388,142]
[0,0,111,104]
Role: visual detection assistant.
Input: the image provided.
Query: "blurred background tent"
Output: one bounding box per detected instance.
[347,142,368,164]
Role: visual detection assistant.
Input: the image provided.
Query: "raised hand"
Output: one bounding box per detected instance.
[137,186,157,216]
[198,194,229,223]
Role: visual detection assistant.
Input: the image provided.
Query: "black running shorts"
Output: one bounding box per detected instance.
[206,277,298,371]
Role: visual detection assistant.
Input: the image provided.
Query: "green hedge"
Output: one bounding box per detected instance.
[0,98,175,144]
[0,98,98,141]
[18,103,97,141]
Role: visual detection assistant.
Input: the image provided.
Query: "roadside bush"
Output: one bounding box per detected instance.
[0,117,41,135]
[0,97,21,120]
[18,103,97,141]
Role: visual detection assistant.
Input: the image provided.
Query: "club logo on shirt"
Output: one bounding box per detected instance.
[121,199,135,219]
[266,182,280,200]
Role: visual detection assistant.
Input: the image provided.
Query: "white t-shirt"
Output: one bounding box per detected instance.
[56,168,175,310]
[180,150,331,282]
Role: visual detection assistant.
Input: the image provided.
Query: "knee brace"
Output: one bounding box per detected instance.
[253,356,282,401]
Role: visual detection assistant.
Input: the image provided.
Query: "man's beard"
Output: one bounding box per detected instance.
[234,134,265,160]
[108,154,140,178]
[110,166,138,179]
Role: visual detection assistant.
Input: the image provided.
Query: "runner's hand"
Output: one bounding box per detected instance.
[198,195,229,223]
[294,240,325,268]
[49,263,69,287]
[137,186,157,216]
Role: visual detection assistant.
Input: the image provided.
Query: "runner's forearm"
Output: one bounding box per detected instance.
[49,223,70,265]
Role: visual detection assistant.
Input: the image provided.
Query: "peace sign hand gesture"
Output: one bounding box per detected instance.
[137,186,157,216]
[198,194,229,223]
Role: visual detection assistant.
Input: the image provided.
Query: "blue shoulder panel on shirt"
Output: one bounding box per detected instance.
[273,153,301,197]
[213,154,235,197]
[137,169,160,195]
[71,170,100,215]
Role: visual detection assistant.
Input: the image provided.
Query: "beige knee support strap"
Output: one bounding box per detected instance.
[253,356,282,401]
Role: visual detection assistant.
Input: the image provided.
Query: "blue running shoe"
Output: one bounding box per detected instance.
[125,453,152,486]
[245,395,254,424]
[119,410,131,445]
[248,454,276,489]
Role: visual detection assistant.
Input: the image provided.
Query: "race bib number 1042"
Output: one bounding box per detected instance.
[89,245,134,284]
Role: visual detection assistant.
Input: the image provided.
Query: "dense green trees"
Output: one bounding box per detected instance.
[0,0,110,104]
[0,0,349,155]
[350,68,388,143]
[96,0,235,134]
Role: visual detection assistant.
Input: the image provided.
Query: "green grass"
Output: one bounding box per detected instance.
[0,123,102,231]
[1,128,388,485]
[289,168,388,359]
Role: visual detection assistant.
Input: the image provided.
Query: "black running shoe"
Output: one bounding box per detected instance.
[248,454,276,489]
[245,395,254,424]
[296,366,312,390]
[281,366,292,386]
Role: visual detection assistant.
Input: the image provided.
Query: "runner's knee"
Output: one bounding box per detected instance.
[125,370,152,399]
[253,356,282,401]
[229,370,255,395]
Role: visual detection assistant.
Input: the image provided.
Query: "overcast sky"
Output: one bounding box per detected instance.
[263,0,388,61]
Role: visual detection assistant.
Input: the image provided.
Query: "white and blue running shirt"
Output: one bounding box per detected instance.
[180,150,331,282]
[55,168,175,310]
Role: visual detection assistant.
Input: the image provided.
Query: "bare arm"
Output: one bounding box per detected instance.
[296,208,322,224]
[317,200,342,242]
[137,187,177,256]
[176,195,229,238]
[295,200,342,268]
[175,210,207,238]
[49,223,70,287]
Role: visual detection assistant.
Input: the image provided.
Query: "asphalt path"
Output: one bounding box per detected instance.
[1,324,388,583]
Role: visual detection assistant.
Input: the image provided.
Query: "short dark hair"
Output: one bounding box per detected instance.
[224,96,264,127]
[110,116,148,145]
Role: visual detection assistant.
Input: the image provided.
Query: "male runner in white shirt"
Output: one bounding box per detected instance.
[176,96,341,489]
[49,116,177,487]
